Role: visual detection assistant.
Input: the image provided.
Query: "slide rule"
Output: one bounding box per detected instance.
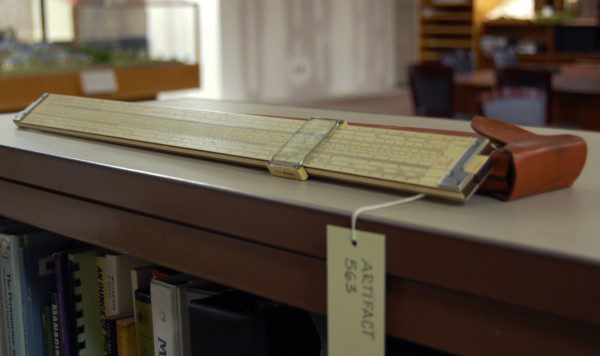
[14,94,492,202]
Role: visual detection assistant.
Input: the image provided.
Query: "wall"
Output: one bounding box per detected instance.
[395,0,418,85]
[0,0,37,42]
[217,0,397,102]
[146,4,198,63]
[1,0,111,43]
[46,0,74,42]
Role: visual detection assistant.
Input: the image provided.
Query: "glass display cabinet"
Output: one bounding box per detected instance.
[0,0,200,112]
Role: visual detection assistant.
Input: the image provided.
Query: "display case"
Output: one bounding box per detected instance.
[0,0,200,112]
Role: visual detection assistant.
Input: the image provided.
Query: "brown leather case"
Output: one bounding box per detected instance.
[471,116,587,200]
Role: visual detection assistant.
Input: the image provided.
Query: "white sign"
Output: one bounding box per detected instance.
[80,69,119,95]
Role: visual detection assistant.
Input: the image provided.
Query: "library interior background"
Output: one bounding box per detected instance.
[0,0,599,355]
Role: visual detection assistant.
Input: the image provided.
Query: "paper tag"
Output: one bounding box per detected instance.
[80,69,119,95]
[327,225,385,356]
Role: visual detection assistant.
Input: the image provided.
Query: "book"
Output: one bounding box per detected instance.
[134,287,154,356]
[19,236,74,356]
[0,277,5,356]
[116,317,136,356]
[150,276,227,356]
[0,218,18,356]
[187,291,321,356]
[130,266,153,314]
[0,217,14,355]
[104,254,151,317]
[41,305,54,356]
[54,252,76,356]
[103,319,118,356]
[70,249,105,356]
[50,294,61,356]
[55,249,104,356]
[96,256,118,356]
[0,224,49,356]
[0,225,37,356]
[130,266,153,352]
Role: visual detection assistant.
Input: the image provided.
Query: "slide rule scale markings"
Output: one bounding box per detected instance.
[15,94,492,201]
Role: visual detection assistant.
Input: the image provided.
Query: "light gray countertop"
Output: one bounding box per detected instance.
[1,98,599,265]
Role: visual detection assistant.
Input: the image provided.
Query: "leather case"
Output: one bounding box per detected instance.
[188,291,321,356]
[471,116,587,200]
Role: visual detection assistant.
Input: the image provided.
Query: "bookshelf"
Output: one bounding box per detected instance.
[418,0,503,63]
[478,20,600,67]
[0,99,599,354]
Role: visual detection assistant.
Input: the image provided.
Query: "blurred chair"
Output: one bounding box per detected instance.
[408,62,453,118]
[492,49,518,69]
[479,88,548,126]
[441,50,474,74]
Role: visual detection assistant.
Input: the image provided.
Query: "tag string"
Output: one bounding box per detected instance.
[351,194,425,245]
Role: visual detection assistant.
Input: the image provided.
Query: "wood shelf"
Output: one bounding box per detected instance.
[422,38,473,49]
[421,0,472,8]
[421,11,473,21]
[421,50,443,60]
[422,24,473,35]
[418,0,503,62]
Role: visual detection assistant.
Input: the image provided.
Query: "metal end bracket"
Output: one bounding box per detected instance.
[14,93,50,123]
[438,137,489,191]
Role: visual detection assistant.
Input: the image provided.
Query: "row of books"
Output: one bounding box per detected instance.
[0,216,439,355]
[0,218,323,355]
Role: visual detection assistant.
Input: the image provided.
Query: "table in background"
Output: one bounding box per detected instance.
[454,64,600,130]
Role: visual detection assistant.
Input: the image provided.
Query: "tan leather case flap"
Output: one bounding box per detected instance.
[471,116,587,200]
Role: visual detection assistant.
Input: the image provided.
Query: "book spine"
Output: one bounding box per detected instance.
[20,246,34,356]
[1,235,26,356]
[130,267,153,322]
[151,281,177,356]
[114,257,151,316]
[54,253,73,356]
[105,256,118,317]
[97,256,115,356]
[41,305,54,356]
[134,290,154,356]
[0,265,6,356]
[72,250,105,356]
[72,261,86,353]
[13,242,26,356]
[117,321,137,356]
[51,294,61,356]
[176,287,191,356]
[20,247,42,356]
[106,319,118,356]
[0,235,17,356]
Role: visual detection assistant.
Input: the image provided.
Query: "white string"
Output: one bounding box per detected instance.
[351,194,425,245]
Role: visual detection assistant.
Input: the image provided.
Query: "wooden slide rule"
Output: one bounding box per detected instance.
[14,94,493,202]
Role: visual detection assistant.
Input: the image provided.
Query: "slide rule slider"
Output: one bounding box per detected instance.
[268,117,346,180]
